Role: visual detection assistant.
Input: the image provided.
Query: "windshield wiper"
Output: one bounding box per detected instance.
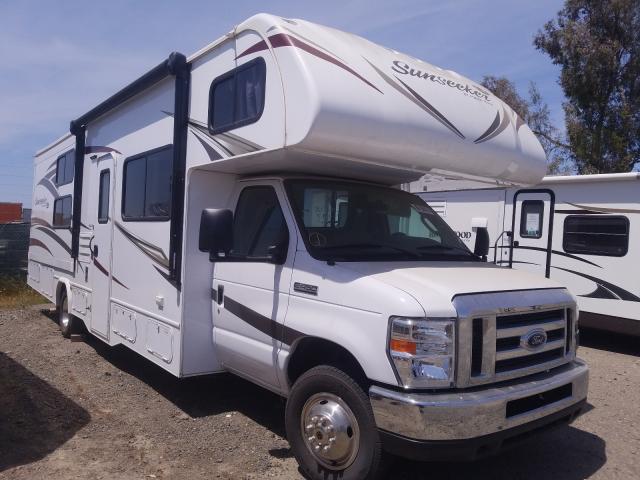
[416,244,475,256]
[322,242,421,259]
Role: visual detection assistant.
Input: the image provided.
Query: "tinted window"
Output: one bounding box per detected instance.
[286,180,473,262]
[53,196,72,227]
[122,146,172,221]
[520,200,544,238]
[563,215,629,257]
[98,170,110,223]
[209,57,266,134]
[232,187,288,258]
[56,151,75,186]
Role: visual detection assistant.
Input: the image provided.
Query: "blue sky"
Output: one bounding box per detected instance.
[0,0,565,207]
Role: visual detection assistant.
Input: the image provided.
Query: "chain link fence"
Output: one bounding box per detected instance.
[0,223,30,277]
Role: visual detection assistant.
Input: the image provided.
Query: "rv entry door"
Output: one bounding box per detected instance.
[509,189,555,278]
[88,155,114,339]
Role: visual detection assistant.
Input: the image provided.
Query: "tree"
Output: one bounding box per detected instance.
[534,0,640,173]
[480,76,571,175]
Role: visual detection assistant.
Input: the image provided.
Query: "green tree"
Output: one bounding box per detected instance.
[480,76,571,175]
[534,0,640,173]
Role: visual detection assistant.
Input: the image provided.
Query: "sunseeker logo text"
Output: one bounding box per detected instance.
[391,61,491,102]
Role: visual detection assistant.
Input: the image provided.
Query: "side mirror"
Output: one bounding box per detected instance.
[267,242,287,265]
[474,227,490,260]
[199,208,233,260]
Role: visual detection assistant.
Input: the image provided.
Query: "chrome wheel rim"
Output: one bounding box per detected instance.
[60,296,70,329]
[300,392,360,470]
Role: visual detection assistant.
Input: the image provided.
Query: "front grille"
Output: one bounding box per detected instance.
[453,290,576,388]
[493,308,568,377]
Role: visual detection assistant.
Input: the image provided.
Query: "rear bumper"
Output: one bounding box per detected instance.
[369,359,588,460]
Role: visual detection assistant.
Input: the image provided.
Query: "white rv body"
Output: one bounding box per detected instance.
[417,173,640,335]
[29,14,587,475]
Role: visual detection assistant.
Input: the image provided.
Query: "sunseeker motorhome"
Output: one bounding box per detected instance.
[416,173,640,337]
[28,14,587,479]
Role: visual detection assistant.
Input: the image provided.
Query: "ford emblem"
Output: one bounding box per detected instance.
[521,329,547,350]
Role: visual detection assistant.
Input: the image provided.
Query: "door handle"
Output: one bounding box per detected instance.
[89,236,98,258]
[216,284,224,305]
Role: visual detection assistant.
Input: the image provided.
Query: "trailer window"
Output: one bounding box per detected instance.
[208,57,266,135]
[563,215,629,257]
[232,186,288,259]
[98,170,110,223]
[53,195,72,228]
[55,150,75,186]
[520,200,544,238]
[122,146,172,221]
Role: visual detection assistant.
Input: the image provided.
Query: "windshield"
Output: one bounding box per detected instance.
[285,180,477,262]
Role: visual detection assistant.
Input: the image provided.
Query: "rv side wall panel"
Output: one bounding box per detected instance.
[86,76,182,375]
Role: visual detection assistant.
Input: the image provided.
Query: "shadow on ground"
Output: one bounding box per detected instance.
[580,327,640,356]
[40,307,287,437]
[391,420,606,479]
[38,309,607,479]
[0,352,91,473]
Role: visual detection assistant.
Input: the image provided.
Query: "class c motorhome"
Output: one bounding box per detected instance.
[415,173,640,337]
[29,14,588,479]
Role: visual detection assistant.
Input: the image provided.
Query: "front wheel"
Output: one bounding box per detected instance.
[285,366,384,480]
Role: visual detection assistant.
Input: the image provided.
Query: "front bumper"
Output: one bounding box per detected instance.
[369,359,588,460]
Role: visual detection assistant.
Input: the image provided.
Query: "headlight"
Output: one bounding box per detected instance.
[388,316,455,388]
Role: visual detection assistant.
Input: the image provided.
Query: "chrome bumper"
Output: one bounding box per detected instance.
[370,359,588,441]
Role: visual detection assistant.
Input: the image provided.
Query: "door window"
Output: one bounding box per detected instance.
[98,170,110,223]
[520,200,544,238]
[232,186,288,259]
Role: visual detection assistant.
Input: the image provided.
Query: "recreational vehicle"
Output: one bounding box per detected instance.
[28,14,588,479]
[416,173,640,337]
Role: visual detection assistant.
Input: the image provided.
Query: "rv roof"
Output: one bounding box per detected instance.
[35,132,73,157]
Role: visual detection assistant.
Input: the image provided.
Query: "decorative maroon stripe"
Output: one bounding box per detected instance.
[236,39,269,59]
[31,217,52,228]
[269,33,382,93]
[85,146,122,155]
[93,258,129,290]
[236,33,381,93]
[29,238,52,256]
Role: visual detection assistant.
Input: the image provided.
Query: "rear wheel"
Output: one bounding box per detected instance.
[58,289,77,338]
[285,366,384,480]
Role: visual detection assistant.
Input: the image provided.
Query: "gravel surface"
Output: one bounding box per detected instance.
[0,305,639,479]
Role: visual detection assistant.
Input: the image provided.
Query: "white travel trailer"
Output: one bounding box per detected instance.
[29,14,588,479]
[416,173,640,336]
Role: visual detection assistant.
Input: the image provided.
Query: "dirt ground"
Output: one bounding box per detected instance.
[1,305,639,480]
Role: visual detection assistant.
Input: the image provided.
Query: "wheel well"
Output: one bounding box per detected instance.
[286,337,369,390]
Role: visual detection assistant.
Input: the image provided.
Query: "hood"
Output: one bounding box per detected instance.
[338,261,565,317]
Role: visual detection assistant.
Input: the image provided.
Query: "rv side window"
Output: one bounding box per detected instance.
[98,170,110,223]
[122,145,172,221]
[232,186,288,259]
[563,215,629,257]
[208,57,266,135]
[55,150,75,186]
[53,195,72,228]
[520,200,544,238]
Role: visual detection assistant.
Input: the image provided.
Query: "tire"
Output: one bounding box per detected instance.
[58,289,77,338]
[285,365,384,480]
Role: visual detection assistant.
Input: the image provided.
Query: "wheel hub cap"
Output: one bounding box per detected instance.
[300,393,360,470]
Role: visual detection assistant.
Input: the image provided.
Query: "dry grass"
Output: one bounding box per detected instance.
[0,275,48,309]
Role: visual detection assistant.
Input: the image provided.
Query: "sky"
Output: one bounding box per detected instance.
[0,0,565,207]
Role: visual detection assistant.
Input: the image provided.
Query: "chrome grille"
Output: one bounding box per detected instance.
[454,289,577,388]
